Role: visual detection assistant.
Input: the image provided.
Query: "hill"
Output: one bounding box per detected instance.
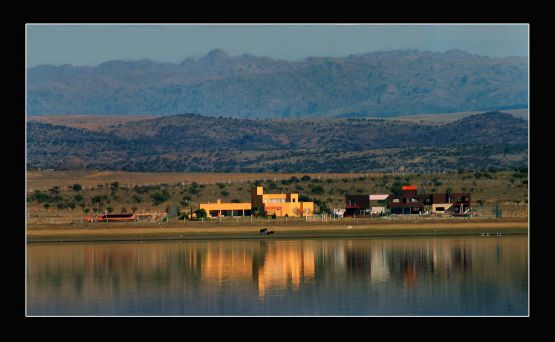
[27,49,528,118]
[26,111,528,172]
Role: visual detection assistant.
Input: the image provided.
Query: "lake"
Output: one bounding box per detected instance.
[26,235,528,316]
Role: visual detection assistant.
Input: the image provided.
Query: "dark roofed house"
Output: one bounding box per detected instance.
[345,194,370,216]
[388,185,424,214]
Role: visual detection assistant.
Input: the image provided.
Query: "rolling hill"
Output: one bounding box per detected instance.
[27,111,528,173]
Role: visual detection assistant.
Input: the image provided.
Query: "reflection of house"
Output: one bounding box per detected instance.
[251,186,313,217]
[256,242,316,298]
[200,199,252,218]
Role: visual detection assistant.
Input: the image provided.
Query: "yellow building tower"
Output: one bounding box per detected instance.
[251,186,314,217]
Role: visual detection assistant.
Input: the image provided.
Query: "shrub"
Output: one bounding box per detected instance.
[195,208,207,220]
[221,191,229,197]
[217,183,225,189]
[301,175,311,181]
[72,184,82,192]
[91,195,108,204]
[311,186,325,195]
[150,190,171,205]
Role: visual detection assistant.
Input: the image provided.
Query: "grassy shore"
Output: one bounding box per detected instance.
[27,218,528,243]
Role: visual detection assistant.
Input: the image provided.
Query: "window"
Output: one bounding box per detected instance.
[411,198,418,202]
[436,207,445,212]
[393,198,400,203]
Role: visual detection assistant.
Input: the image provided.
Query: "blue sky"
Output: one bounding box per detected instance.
[26,24,529,67]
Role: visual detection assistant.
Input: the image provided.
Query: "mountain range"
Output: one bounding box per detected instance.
[27,49,528,118]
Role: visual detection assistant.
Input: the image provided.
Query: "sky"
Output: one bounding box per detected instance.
[26,24,529,67]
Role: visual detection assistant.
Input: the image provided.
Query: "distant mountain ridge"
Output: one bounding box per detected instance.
[27,49,528,118]
[27,111,528,172]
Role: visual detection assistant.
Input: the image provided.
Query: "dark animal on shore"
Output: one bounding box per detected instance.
[267,231,275,235]
[260,228,268,234]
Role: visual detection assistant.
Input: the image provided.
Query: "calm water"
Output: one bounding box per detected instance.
[27,236,528,316]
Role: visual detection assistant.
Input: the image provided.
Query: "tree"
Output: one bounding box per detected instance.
[221,191,229,197]
[317,202,330,214]
[150,190,171,205]
[195,208,207,220]
[311,186,325,195]
[72,184,82,192]
[106,207,114,213]
[301,175,311,181]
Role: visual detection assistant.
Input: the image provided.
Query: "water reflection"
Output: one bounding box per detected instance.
[27,236,528,315]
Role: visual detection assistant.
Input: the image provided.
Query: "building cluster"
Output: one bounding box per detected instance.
[345,185,472,216]
[82,185,472,221]
[200,185,471,218]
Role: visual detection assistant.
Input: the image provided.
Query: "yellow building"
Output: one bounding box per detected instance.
[200,199,252,218]
[251,186,314,217]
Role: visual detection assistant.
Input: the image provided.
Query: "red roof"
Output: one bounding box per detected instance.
[402,185,417,191]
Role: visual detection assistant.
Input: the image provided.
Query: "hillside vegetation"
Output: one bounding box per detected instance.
[27,111,528,173]
[27,49,528,118]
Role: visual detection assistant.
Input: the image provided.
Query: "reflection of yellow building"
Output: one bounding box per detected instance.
[201,242,253,282]
[257,242,315,298]
[251,186,314,217]
[200,199,252,218]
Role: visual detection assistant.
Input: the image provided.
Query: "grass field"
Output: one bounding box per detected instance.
[27,217,528,243]
[26,169,528,225]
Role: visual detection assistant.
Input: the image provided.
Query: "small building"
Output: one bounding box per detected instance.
[251,186,313,217]
[369,194,389,214]
[345,194,370,216]
[430,192,472,215]
[388,185,425,214]
[200,199,252,218]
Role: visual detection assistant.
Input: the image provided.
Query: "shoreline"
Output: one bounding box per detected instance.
[27,218,528,243]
